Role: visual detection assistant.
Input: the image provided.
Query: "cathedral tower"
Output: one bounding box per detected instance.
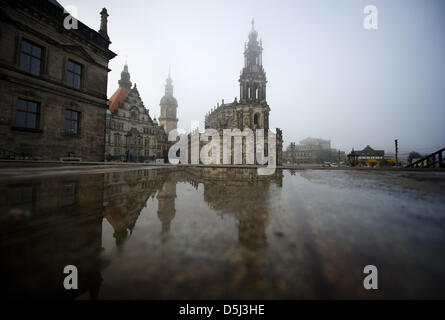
[159,69,178,134]
[239,19,267,104]
[203,19,283,165]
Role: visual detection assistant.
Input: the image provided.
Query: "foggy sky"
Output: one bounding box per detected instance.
[58,0,445,154]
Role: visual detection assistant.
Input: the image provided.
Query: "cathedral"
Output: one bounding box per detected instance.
[106,64,172,162]
[204,20,283,165]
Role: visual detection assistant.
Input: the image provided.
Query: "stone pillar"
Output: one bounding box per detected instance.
[99,8,109,41]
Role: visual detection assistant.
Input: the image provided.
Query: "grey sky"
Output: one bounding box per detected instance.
[59,0,445,154]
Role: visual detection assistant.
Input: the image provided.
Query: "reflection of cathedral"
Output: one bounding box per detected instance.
[186,168,282,249]
[183,168,283,296]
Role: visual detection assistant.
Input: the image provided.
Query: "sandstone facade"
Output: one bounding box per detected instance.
[0,0,116,161]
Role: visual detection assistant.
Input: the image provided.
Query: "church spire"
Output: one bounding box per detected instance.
[165,68,173,97]
[248,18,259,43]
[159,67,178,134]
[118,63,132,90]
[240,20,267,102]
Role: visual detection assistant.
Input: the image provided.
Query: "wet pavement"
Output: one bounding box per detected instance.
[0,168,444,299]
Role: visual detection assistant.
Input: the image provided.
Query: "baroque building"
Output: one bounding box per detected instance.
[159,69,178,134]
[0,0,116,161]
[204,20,283,166]
[106,64,169,162]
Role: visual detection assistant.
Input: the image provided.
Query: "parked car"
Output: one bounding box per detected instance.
[322,162,332,167]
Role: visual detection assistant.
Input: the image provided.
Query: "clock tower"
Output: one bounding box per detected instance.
[159,69,178,134]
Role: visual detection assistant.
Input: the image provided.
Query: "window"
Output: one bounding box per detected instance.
[114,134,121,145]
[19,39,42,76]
[16,99,39,129]
[67,60,82,89]
[65,110,79,134]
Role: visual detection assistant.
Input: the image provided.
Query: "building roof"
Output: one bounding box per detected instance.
[349,145,385,157]
[48,0,63,9]
[108,87,131,113]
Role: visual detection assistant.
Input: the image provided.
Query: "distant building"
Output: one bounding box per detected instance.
[0,0,116,161]
[106,64,169,162]
[347,145,385,166]
[204,20,283,166]
[284,138,346,164]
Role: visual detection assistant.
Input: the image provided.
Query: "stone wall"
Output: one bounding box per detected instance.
[0,0,116,161]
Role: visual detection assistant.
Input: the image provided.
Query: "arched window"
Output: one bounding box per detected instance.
[254,113,259,126]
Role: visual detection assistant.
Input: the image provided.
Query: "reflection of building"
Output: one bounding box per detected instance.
[106,64,169,162]
[0,0,116,161]
[186,168,282,250]
[203,20,283,166]
[347,145,385,166]
[159,70,179,135]
[103,169,171,247]
[284,138,346,164]
[184,167,283,294]
[157,176,177,240]
[0,175,105,299]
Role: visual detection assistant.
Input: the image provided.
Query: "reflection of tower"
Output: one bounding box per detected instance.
[104,205,130,250]
[238,211,268,250]
[159,68,178,134]
[196,169,284,295]
[157,179,177,240]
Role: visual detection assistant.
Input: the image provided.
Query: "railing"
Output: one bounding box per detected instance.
[405,148,444,168]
